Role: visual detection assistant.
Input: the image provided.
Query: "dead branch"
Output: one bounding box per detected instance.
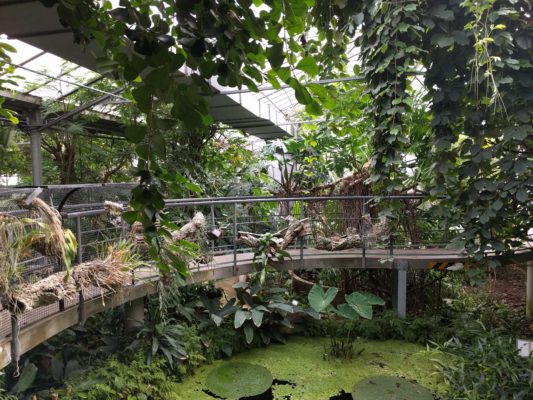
[280,217,311,250]
[237,217,311,251]
[315,234,363,251]
[237,232,260,248]
[172,212,206,241]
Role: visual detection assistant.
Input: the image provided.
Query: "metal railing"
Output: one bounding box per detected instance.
[0,188,454,342]
[60,194,452,274]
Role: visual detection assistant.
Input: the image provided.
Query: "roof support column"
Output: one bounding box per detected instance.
[28,110,43,186]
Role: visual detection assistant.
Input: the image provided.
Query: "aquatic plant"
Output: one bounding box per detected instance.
[206,362,273,399]
[352,375,434,400]
[308,284,384,358]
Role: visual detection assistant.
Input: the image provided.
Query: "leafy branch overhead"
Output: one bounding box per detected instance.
[35,0,533,270]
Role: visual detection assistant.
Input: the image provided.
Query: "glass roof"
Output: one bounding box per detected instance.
[1,32,363,130]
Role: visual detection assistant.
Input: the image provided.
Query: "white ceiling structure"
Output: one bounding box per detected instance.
[0,0,294,139]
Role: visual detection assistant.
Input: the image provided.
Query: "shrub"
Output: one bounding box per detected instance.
[60,352,180,400]
[434,323,533,400]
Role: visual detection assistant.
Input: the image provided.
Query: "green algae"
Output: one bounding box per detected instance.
[172,337,446,399]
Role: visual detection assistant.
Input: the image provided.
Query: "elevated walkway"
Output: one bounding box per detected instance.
[0,189,531,369]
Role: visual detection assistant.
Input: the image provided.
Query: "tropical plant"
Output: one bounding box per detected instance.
[252,232,291,284]
[132,318,188,368]
[60,352,180,400]
[0,215,25,293]
[433,323,533,400]
[231,281,301,346]
[0,40,18,125]
[308,284,384,358]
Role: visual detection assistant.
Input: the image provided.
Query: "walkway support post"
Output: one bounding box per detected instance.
[392,260,408,317]
[233,203,237,276]
[527,261,533,319]
[124,298,144,332]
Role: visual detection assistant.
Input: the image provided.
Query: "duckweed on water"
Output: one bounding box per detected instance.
[173,337,445,399]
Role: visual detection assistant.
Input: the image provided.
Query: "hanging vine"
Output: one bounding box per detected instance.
[19,0,532,271]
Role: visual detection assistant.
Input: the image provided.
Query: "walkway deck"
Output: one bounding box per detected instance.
[1,246,531,369]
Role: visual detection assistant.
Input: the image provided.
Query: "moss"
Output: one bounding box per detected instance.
[173,337,446,399]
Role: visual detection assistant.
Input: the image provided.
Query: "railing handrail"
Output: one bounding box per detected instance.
[60,194,436,218]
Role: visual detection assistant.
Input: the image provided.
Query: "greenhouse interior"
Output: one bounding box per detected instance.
[0,0,532,399]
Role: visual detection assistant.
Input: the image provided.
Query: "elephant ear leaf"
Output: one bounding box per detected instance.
[336,303,360,320]
[308,284,338,313]
[345,292,384,320]
[362,292,385,306]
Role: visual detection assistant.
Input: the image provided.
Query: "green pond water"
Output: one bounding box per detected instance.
[173,337,445,399]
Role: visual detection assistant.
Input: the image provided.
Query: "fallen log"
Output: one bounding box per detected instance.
[315,234,363,251]
[280,217,311,250]
[237,232,260,248]
[237,217,311,251]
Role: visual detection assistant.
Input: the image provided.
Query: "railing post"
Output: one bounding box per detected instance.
[392,260,408,317]
[389,233,394,258]
[210,205,215,255]
[527,261,533,320]
[299,200,305,261]
[75,216,83,265]
[78,290,86,326]
[361,200,366,269]
[233,202,237,275]
[443,218,449,244]
[120,215,126,240]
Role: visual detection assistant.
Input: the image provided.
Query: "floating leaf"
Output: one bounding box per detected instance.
[206,362,273,399]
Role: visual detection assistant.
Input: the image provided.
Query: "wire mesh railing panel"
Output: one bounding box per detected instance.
[0,189,459,345]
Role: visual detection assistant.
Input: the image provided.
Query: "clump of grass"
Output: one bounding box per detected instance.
[0,214,25,293]
[17,197,77,276]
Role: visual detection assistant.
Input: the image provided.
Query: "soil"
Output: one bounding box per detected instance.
[489,264,526,308]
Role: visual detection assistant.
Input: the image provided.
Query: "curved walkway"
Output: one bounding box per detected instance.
[1,246,532,369]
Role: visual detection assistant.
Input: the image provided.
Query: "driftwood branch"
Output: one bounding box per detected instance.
[315,234,363,251]
[237,217,311,251]
[172,212,206,241]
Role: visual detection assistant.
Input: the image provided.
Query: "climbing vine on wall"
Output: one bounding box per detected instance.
[358,0,423,197]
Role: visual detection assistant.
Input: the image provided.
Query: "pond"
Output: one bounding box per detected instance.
[173,337,445,400]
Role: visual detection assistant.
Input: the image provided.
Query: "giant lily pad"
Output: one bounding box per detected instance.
[206,362,273,399]
[352,375,434,400]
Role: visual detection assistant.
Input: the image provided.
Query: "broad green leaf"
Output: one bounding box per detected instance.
[234,310,251,328]
[296,56,319,75]
[267,42,285,69]
[11,363,38,394]
[515,188,528,203]
[308,284,338,313]
[290,79,312,105]
[243,322,254,344]
[336,303,360,320]
[251,309,264,327]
